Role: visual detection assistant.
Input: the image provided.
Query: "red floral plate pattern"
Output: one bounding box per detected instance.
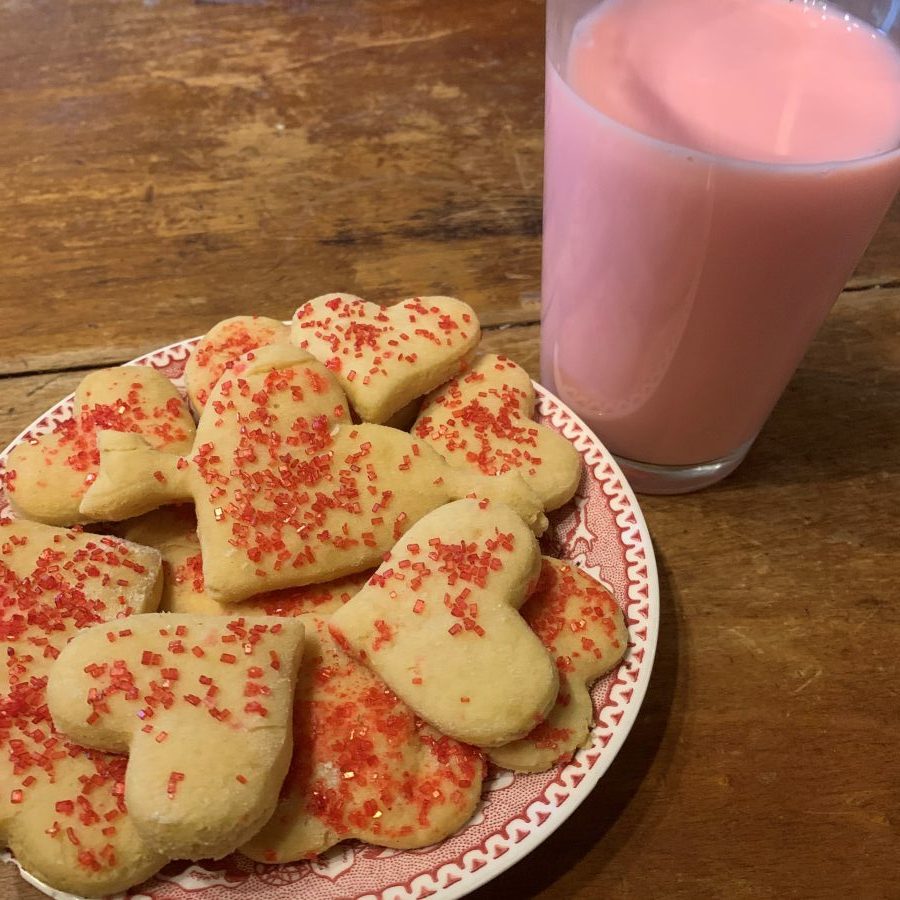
[0,337,659,900]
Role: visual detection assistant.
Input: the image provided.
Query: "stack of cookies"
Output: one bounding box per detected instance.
[0,295,628,896]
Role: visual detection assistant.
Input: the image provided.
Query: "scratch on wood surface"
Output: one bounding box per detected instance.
[23,374,65,400]
[285,28,470,71]
[725,626,766,657]
[500,114,534,192]
[790,667,823,695]
[802,807,890,828]
[147,70,263,90]
[720,520,767,549]
[506,127,530,192]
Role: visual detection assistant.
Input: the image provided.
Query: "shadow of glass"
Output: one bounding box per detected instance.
[469,547,681,899]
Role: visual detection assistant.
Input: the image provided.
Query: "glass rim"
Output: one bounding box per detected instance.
[546,30,900,174]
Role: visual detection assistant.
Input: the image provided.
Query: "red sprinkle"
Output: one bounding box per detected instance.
[166,771,185,798]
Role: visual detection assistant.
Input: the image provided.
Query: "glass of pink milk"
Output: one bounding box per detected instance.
[541,0,900,493]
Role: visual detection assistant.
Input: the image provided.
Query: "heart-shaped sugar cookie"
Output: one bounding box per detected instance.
[5,366,195,526]
[184,315,290,414]
[291,294,481,423]
[242,614,484,862]
[0,520,166,897]
[488,558,627,772]
[81,345,546,605]
[47,614,305,861]
[414,353,582,511]
[328,498,559,747]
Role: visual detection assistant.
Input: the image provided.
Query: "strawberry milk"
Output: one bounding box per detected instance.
[541,0,900,488]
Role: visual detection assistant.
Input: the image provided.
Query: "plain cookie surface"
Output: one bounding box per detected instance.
[47,614,305,862]
[243,614,484,862]
[329,499,559,748]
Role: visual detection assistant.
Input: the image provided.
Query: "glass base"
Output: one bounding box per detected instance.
[613,440,754,495]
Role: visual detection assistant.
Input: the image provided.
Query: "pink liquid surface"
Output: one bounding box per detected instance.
[541,0,900,467]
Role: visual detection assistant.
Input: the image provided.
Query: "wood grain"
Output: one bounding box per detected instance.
[1,1,899,899]
[0,0,544,376]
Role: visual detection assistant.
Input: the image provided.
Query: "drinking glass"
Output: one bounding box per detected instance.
[541,0,900,493]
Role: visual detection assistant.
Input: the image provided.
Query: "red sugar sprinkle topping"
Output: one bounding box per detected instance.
[521,560,622,659]
[0,523,154,864]
[369,617,394,652]
[29,378,190,498]
[414,359,546,479]
[289,618,483,839]
[166,771,185,798]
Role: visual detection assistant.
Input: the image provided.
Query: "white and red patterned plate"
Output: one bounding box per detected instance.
[0,336,659,900]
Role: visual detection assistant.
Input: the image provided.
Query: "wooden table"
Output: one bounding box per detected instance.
[2,1,898,898]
